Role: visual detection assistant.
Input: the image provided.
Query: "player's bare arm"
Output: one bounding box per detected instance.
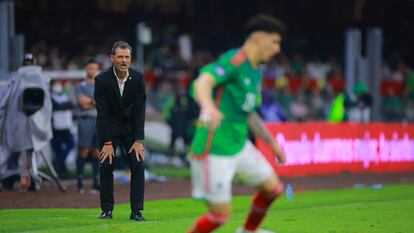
[248,112,286,164]
[194,73,224,129]
[78,95,94,110]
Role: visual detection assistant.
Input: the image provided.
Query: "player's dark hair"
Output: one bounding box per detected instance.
[111,41,132,55]
[245,14,286,37]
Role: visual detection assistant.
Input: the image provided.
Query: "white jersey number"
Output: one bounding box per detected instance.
[241,93,256,112]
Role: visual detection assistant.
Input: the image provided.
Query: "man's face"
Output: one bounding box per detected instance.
[86,63,99,79]
[257,32,282,63]
[111,48,131,73]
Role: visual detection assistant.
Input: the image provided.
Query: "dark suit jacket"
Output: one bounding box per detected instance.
[94,67,146,147]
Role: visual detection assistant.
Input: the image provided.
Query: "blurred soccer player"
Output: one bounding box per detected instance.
[75,59,101,194]
[187,15,287,233]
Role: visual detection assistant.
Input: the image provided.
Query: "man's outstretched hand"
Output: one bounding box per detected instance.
[100,144,115,164]
[129,141,145,162]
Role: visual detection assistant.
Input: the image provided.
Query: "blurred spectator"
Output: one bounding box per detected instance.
[327,55,342,76]
[290,53,304,77]
[306,58,330,82]
[32,41,49,67]
[178,33,193,63]
[262,59,278,82]
[289,92,309,121]
[63,80,78,106]
[95,46,112,69]
[307,88,325,120]
[259,90,287,122]
[327,69,345,93]
[405,71,414,99]
[346,82,373,123]
[274,81,293,119]
[263,55,290,81]
[49,47,64,70]
[74,59,100,193]
[66,58,80,70]
[149,44,181,79]
[382,63,392,80]
[382,87,404,122]
[50,81,75,174]
[148,81,174,113]
[404,100,414,122]
[327,90,346,122]
[391,62,410,83]
[163,82,192,165]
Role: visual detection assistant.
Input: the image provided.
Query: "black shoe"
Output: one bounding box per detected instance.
[130,211,145,221]
[77,179,84,194]
[98,210,112,219]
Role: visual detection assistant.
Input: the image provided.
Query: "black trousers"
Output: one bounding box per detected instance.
[100,134,145,212]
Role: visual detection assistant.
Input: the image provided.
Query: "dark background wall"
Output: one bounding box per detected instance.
[14,0,414,65]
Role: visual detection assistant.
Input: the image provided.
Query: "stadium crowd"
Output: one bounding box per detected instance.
[27,40,414,124]
[12,40,409,178]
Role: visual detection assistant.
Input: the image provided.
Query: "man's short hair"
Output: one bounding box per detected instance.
[245,14,286,38]
[111,41,132,55]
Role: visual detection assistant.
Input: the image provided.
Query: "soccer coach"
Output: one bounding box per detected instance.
[94,41,146,221]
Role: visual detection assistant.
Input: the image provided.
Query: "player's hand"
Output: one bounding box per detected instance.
[199,105,223,130]
[100,144,115,164]
[92,149,100,159]
[270,141,286,165]
[129,141,145,162]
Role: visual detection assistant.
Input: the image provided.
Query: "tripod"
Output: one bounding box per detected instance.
[1,149,66,192]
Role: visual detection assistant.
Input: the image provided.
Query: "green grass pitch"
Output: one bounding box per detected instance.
[0,184,413,233]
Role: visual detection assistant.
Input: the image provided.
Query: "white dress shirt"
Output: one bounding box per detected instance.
[113,67,129,96]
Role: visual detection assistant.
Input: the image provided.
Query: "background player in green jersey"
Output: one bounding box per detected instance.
[187,15,287,233]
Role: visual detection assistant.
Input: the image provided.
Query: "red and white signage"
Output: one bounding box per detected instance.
[256,122,414,176]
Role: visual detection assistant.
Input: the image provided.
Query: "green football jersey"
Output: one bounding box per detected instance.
[190,49,262,157]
